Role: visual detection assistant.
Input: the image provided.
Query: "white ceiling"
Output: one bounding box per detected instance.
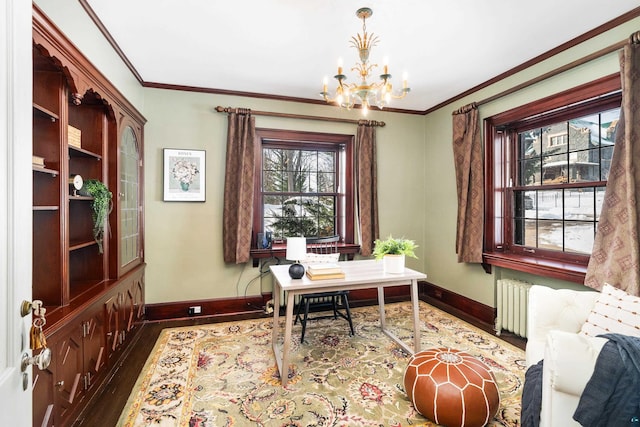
[86,0,640,112]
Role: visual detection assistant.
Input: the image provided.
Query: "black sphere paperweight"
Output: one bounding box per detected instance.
[289,263,305,279]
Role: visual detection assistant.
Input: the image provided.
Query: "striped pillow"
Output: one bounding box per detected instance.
[579,283,640,338]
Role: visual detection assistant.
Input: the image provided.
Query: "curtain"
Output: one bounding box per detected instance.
[452,103,484,263]
[222,109,256,263]
[585,33,640,296]
[355,120,380,256]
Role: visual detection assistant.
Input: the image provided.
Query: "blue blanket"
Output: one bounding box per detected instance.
[521,359,543,427]
[573,333,640,427]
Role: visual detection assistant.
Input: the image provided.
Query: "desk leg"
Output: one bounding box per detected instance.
[377,286,386,329]
[411,279,421,352]
[272,282,282,378]
[280,291,296,387]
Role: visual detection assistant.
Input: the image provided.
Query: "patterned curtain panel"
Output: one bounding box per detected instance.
[452,103,484,263]
[355,121,380,256]
[585,33,640,296]
[222,109,256,264]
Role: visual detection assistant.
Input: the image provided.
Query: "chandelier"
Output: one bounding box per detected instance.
[320,7,410,114]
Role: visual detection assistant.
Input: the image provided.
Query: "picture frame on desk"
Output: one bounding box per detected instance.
[163,148,206,202]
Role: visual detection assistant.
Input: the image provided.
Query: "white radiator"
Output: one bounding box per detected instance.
[495,279,532,338]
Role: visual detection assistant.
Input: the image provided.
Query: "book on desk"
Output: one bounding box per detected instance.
[305,263,345,280]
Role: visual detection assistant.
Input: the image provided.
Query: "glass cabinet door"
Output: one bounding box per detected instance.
[120,126,141,269]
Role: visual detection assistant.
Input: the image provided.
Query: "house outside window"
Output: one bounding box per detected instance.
[483,75,621,282]
[253,129,354,244]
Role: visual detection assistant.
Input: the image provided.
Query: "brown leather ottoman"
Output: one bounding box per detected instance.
[403,348,500,427]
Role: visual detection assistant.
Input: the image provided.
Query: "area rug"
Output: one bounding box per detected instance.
[118,301,525,427]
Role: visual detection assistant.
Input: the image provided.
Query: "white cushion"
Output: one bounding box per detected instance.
[579,283,640,338]
[302,252,340,264]
[525,285,599,367]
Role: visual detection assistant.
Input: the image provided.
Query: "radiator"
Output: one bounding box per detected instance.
[495,279,532,338]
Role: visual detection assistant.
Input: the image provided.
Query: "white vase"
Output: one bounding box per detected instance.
[383,254,405,274]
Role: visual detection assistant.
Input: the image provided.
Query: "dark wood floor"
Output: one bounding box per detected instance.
[72,300,526,427]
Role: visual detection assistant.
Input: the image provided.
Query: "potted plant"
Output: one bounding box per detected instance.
[372,236,418,273]
[81,179,113,253]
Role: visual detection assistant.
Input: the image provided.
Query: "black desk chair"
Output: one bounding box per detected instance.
[294,236,354,343]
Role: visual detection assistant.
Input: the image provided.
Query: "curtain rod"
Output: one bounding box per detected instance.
[476,38,628,107]
[214,106,386,127]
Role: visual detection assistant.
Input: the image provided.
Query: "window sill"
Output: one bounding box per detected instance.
[483,251,586,284]
[250,243,361,267]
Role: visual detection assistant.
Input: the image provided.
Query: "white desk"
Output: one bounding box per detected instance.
[270,259,427,386]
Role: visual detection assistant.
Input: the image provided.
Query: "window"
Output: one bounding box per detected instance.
[253,129,354,243]
[484,75,621,282]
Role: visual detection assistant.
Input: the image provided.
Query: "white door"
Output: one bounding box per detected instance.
[0,0,34,425]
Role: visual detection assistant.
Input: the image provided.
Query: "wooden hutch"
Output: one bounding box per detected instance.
[31,6,146,426]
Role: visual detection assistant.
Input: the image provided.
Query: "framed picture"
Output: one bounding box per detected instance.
[163,148,206,202]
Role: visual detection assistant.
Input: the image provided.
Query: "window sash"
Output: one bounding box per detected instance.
[253,129,354,245]
[483,74,621,283]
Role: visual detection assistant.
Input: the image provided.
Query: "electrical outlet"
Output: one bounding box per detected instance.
[188,306,202,316]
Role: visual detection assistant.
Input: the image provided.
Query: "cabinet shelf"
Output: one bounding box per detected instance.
[69,195,93,202]
[33,205,59,211]
[33,164,59,176]
[33,102,59,121]
[69,144,102,160]
[69,240,98,252]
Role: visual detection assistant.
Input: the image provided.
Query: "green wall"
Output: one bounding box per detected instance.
[142,90,425,303]
[33,0,640,307]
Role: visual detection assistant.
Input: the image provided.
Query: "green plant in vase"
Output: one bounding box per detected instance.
[372,235,418,274]
[372,236,418,260]
[82,179,112,253]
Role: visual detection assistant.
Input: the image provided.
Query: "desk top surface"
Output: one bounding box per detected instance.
[270,259,426,291]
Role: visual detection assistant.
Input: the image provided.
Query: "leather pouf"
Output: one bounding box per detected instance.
[403,348,500,427]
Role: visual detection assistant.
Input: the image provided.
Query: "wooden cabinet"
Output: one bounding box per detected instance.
[32,6,146,427]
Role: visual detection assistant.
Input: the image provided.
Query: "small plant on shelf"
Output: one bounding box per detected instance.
[82,179,112,253]
[372,235,418,260]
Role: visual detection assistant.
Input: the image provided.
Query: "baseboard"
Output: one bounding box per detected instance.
[419,281,495,325]
[145,294,269,321]
[144,282,495,327]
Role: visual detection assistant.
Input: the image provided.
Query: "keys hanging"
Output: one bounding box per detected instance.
[30,312,47,351]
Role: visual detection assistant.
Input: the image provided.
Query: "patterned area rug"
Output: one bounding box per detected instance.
[118,301,525,427]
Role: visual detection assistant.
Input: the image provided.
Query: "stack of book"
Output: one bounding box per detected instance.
[32,155,45,168]
[305,263,345,280]
[68,125,82,148]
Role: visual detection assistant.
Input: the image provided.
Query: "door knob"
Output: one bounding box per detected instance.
[21,348,51,372]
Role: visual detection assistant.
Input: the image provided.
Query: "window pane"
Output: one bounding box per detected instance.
[567,149,600,182]
[514,218,537,247]
[263,170,285,192]
[596,187,605,221]
[514,190,535,218]
[569,114,599,152]
[565,221,595,254]
[542,154,567,184]
[318,172,335,192]
[538,220,563,251]
[520,130,540,159]
[318,151,335,172]
[601,145,614,180]
[601,108,621,145]
[520,158,541,186]
[263,148,283,171]
[542,123,568,154]
[564,188,595,221]
[537,190,562,219]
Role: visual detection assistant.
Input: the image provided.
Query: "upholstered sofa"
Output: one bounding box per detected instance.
[525,285,605,427]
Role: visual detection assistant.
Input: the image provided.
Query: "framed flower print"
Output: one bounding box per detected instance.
[163,148,206,201]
